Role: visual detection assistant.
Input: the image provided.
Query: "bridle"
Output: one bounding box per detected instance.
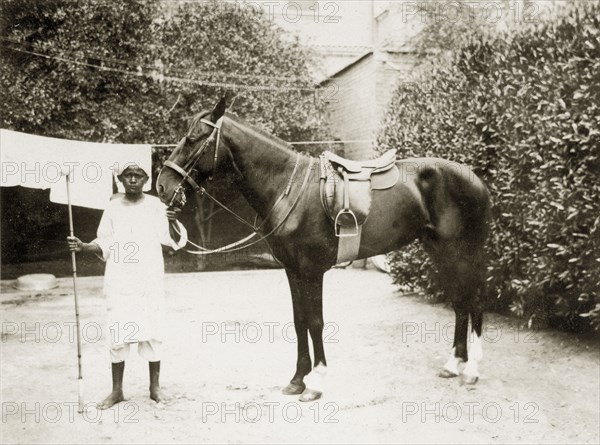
[163,117,223,209]
[161,117,315,255]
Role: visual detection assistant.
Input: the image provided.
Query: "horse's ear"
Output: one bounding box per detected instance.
[210,97,227,122]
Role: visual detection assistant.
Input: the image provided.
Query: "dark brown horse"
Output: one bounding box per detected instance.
[157,98,491,401]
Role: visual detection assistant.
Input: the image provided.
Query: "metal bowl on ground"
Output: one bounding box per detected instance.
[14,273,58,291]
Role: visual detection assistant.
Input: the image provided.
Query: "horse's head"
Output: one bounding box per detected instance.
[157,97,229,208]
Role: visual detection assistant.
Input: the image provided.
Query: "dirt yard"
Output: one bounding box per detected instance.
[1,268,598,444]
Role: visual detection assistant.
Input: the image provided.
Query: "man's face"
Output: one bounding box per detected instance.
[119,167,148,194]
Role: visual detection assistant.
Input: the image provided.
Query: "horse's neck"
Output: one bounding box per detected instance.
[223,119,299,218]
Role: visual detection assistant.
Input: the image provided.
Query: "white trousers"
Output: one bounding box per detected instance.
[110,339,162,363]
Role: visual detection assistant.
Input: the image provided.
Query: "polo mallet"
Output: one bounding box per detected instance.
[65,173,84,413]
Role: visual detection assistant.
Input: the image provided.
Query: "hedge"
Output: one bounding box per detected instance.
[378,3,600,332]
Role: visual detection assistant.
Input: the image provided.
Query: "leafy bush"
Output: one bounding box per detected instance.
[379,2,600,332]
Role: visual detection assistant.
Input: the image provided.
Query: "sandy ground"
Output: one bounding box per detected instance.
[1,268,599,444]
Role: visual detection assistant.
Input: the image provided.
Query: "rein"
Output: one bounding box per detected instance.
[171,157,314,255]
[163,118,312,255]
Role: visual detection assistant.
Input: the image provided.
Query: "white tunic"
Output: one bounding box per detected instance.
[92,193,187,347]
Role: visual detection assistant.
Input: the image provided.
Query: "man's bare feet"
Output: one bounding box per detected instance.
[150,385,168,404]
[97,390,125,409]
[149,361,168,404]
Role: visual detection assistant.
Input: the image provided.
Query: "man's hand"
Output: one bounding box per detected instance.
[166,208,181,222]
[167,208,183,243]
[67,236,84,253]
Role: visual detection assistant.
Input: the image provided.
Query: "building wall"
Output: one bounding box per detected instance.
[322,53,376,160]
[374,52,418,126]
[238,0,381,79]
[315,1,422,160]
[321,51,418,160]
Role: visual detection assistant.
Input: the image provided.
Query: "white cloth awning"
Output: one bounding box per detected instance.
[0,129,152,209]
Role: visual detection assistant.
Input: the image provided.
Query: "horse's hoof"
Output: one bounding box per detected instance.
[299,388,322,402]
[463,374,479,385]
[282,382,305,395]
[438,369,459,379]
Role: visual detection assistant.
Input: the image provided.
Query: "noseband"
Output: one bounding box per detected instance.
[163,117,223,208]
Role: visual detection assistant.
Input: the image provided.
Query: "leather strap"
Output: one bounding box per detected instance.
[341,167,350,211]
[319,154,334,221]
[164,160,202,193]
[200,118,222,179]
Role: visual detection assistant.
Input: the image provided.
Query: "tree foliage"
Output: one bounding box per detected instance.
[158,1,329,146]
[0,0,164,141]
[379,2,600,331]
[0,0,329,145]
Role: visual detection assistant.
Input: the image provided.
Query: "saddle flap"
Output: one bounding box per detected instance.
[332,179,371,226]
[371,165,400,190]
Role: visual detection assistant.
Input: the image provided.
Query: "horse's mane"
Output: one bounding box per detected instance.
[188,109,295,157]
[225,112,293,152]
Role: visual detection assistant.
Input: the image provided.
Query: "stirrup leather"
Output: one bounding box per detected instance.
[334,167,359,237]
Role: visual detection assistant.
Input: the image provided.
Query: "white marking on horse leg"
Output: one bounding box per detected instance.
[304,364,327,393]
[463,332,483,381]
[443,348,462,375]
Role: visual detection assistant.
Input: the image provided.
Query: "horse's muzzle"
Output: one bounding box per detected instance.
[168,185,187,210]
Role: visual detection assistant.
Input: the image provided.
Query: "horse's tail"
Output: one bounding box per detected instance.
[415,162,490,244]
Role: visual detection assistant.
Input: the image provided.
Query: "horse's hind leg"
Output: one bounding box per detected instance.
[462,251,485,384]
[426,239,485,384]
[463,309,483,384]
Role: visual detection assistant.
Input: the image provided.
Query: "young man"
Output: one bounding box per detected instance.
[67,164,187,409]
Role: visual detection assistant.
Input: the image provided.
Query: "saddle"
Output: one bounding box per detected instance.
[319,149,399,264]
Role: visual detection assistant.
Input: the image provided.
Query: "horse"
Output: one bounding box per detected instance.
[156,98,491,402]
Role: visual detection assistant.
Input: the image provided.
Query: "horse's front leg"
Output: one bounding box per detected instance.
[299,272,327,402]
[282,270,328,401]
[281,270,312,395]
